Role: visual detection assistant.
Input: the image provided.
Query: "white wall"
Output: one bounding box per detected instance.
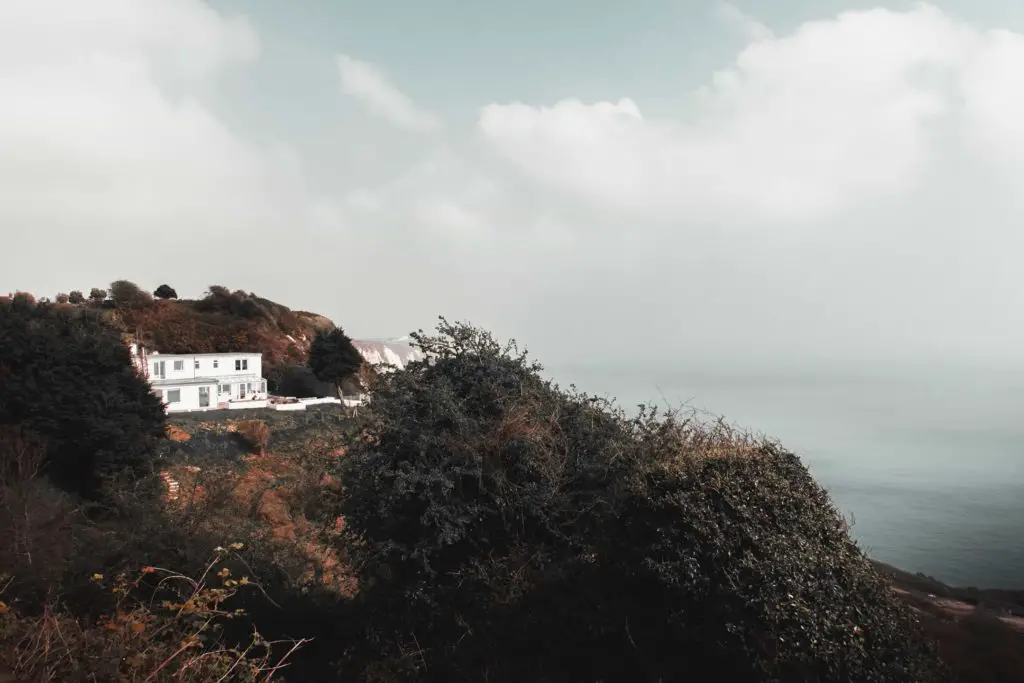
[148,352,263,383]
[154,383,219,413]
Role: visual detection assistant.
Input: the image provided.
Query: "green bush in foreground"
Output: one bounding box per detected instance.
[334,318,949,683]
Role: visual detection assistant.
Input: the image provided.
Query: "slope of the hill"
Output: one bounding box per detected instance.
[103,285,335,371]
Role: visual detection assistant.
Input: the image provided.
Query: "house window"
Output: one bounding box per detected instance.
[213,359,219,369]
[235,359,248,371]
[173,360,184,371]
[194,359,200,370]
[167,389,181,403]
[220,384,231,394]
[235,359,241,371]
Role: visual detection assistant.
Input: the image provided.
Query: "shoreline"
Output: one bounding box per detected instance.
[873,560,1024,631]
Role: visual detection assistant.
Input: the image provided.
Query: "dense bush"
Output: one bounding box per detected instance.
[68,290,85,304]
[334,319,949,683]
[308,328,363,397]
[153,284,178,299]
[109,279,153,308]
[0,300,166,498]
[266,363,335,398]
[235,420,271,454]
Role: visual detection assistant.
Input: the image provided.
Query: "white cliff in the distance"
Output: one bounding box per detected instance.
[352,338,426,371]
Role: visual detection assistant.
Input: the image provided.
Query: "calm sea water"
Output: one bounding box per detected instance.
[547,363,1024,589]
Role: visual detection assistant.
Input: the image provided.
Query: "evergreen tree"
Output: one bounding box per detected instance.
[0,301,166,498]
[308,328,363,397]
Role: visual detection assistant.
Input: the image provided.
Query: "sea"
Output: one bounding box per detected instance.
[547,361,1024,589]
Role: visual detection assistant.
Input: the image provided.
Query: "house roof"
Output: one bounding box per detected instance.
[148,351,263,359]
[151,377,222,387]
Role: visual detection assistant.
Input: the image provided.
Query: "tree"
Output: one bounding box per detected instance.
[68,290,85,304]
[88,287,107,304]
[333,319,949,683]
[0,301,166,499]
[54,292,70,304]
[153,284,178,300]
[109,280,153,308]
[308,328,363,398]
[10,292,35,311]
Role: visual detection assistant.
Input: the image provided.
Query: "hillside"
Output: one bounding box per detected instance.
[2,294,1023,682]
[104,285,335,370]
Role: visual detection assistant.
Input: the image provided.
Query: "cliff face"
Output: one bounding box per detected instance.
[351,338,426,370]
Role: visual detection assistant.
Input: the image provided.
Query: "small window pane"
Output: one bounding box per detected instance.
[167,389,181,403]
[173,360,183,371]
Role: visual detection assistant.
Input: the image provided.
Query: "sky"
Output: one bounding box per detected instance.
[3,0,1024,372]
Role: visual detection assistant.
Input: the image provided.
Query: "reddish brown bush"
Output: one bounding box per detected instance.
[235,420,271,454]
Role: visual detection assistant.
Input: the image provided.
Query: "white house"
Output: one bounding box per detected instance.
[129,344,268,413]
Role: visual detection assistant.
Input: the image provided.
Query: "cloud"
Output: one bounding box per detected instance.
[715,2,773,42]
[337,54,440,132]
[477,4,1024,222]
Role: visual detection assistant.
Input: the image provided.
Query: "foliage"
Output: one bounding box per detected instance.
[266,364,335,398]
[153,284,178,300]
[10,292,35,309]
[88,287,107,303]
[308,329,362,397]
[236,420,271,455]
[109,280,153,308]
[55,292,70,304]
[68,290,85,305]
[334,318,950,683]
[0,550,307,682]
[0,301,167,498]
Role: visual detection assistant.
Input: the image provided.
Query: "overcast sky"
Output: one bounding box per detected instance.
[3,0,1024,371]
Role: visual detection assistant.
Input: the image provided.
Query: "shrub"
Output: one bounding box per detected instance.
[88,287,107,303]
[0,551,307,682]
[0,301,167,499]
[334,319,949,683]
[266,364,334,398]
[68,290,85,304]
[153,284,178,300]
[109,280,152,308]
[10,291,35,310]
[235,420,271,454]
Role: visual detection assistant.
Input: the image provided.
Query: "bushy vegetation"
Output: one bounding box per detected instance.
[0,298,166,498]
[309,328,363,397]
[0,551,304,682]
[333,319,950,682]
[0,290,1017,682]
[153,284,178,300]
[235,420,271,455]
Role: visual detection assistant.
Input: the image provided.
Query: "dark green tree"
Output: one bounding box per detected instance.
[153,284,178,300]
[88,287,107,303]
[308,328,363,398]
[333,319,948,683]
[0,301,167,499]
[67,290,85,304]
